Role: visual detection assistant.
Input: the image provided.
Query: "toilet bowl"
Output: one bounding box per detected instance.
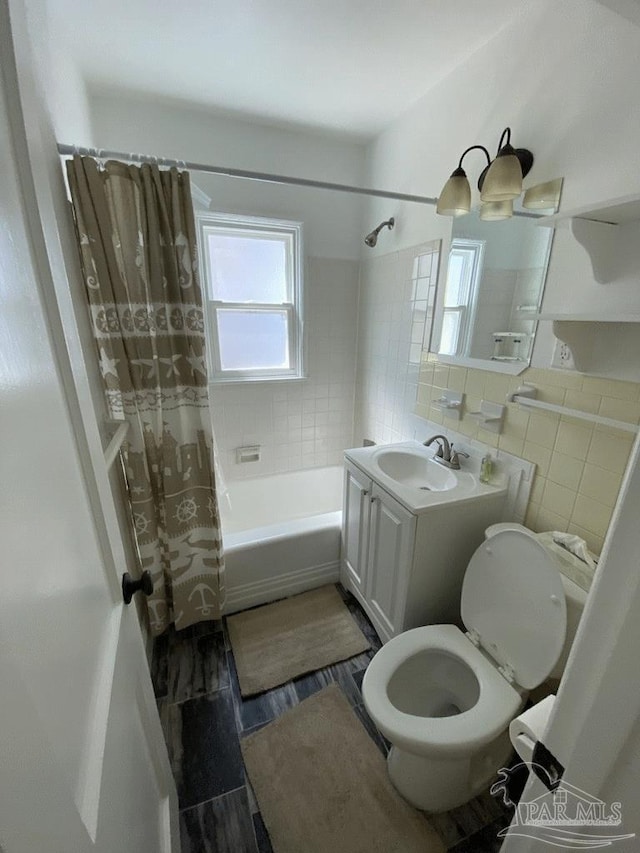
[362,528,573,813]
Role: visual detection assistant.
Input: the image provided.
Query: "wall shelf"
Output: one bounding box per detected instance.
[538,193,640,284]
[538,193,640,227]
[532,313,640,322]
[531,315,640,380]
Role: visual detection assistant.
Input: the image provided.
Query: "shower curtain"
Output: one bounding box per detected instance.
[66,155,225,635]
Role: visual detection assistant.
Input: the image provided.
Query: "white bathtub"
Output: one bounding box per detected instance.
[220,466,343,614]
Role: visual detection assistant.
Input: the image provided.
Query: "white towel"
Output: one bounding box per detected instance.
[551,531,597,570]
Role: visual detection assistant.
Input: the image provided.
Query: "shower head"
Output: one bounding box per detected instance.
[364,217,395,248]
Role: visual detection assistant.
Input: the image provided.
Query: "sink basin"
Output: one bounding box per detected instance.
[344,440,504,514]
[374,449,457,491]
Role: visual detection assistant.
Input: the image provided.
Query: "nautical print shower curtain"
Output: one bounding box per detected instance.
[66,155,225,634]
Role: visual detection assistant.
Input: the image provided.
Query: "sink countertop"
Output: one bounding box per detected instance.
[345,440,508,514]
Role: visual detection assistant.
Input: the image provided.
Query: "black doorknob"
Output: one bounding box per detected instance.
[122,570,154,605]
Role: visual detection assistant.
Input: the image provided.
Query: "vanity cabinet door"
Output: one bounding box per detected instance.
[366,484,417,639]
[341,461,372,597]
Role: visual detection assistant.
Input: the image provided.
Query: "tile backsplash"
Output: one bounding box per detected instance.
[416,354,639,555]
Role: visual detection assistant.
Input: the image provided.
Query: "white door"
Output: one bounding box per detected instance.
[0,19,178,853]
[341,461,372,597]
[366,484,416,640]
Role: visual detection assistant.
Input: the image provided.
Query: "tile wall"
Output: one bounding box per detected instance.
[354,240,440,446]
[416,355,639,555]
[210,257,358,481]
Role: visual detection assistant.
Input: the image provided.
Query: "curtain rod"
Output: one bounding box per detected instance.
[57,143,438,207]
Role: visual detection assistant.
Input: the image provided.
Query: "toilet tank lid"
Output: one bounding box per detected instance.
[462,529,567,690]
[485,522,531,539]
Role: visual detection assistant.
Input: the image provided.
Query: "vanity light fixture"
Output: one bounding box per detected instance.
[436,127,534,218]
[479,199,513,221]
[522,178,563,210]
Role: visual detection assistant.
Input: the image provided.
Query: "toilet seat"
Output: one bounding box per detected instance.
[362,624,522,758]
[462,530,567,688]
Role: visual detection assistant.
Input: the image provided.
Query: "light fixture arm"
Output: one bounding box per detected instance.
[477,126,534,192]
[457,144,491,171]
[496,127,511,153]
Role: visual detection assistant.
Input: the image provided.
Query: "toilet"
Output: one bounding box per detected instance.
[362,526,586,813]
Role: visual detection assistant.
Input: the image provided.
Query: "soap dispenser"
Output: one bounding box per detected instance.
[480,453,493,484]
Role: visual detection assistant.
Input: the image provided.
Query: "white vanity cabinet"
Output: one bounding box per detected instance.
[366,482,417,639]
[341,456,507,644]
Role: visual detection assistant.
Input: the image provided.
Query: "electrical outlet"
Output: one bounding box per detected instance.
[551,338,576,370]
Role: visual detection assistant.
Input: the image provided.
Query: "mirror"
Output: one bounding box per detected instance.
[434,178,563,374]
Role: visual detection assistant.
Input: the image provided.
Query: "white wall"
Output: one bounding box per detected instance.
[24,0,93,144]
[361,0,640,365]
[89,93,366,479]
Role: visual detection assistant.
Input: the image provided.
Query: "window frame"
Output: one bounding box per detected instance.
[196,211,305,383]
[441,238,485,356]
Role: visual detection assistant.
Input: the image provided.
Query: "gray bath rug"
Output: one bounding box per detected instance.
[241,683,445,853]
[227,585,369,697]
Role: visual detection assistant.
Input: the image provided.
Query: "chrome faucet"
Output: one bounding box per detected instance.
[423,435,469,470]
[423,434,451,460]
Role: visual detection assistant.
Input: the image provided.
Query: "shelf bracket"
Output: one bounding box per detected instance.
[570,218,619,284]
[506,384,537,404]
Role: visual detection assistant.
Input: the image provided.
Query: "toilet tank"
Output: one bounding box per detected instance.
[485,523,591,680]
[552,573,588,678]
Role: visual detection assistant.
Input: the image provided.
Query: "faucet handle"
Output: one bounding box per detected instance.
[450,445,470,466]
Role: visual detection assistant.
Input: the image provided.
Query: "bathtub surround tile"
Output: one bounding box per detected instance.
[167,630,229,704]
[179,788,258,853]
[354,242,442,447]
[211,256,359,483]
[166,690,246,810]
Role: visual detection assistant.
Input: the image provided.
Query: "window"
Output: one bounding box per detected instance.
[196,212,304,382]
[439,239,484,356]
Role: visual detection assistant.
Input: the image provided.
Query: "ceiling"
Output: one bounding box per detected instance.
[45,0,535,139]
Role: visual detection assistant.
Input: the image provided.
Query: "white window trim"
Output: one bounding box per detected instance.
[196,211,305,383]
[443,238,485,356]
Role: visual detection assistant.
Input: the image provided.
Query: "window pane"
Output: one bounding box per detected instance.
[216,309,290,371]
[440,310,462,356]
[444,253,466,306]
[207,232,289,303]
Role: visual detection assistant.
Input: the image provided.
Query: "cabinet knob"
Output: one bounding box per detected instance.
[370,495,377,504]
[362,489,369,496]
